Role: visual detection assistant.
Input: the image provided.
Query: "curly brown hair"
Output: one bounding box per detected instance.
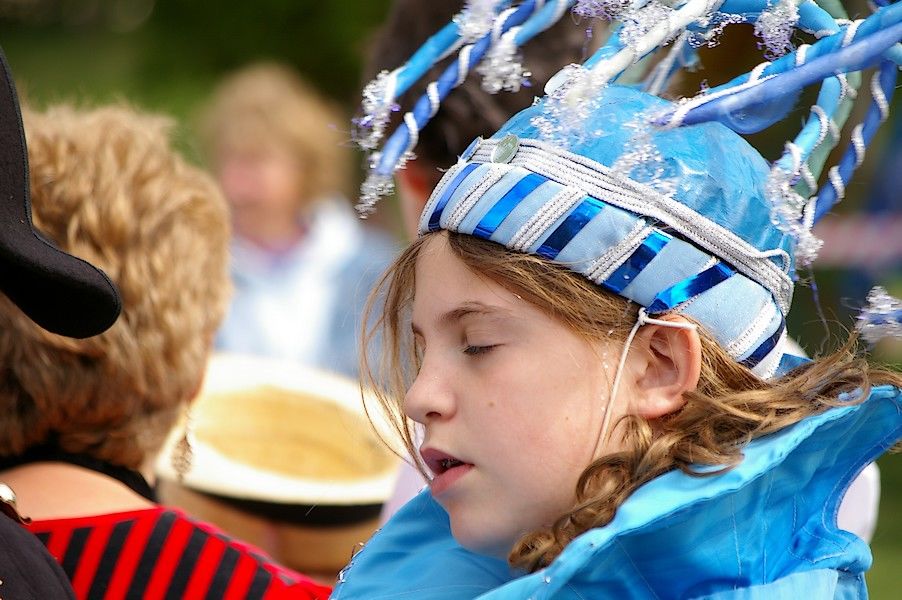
[0,104,231,470]
[362,231,902,571]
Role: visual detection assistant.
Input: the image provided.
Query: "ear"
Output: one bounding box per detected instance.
[628,315,701,420]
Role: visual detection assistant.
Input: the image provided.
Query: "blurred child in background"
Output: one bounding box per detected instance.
[201,63,396,379]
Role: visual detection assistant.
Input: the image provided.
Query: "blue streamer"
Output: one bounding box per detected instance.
[375,1,542,180]
[662,16,902,130]
[814,61,898,221]
[653,2,902,127]
[394,2,516,97]
[774,76,842,174]
[395,22,466,99]
[514,0,576,45]
[373,0,580,182]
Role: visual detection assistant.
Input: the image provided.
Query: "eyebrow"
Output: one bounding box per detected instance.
[411,301,507,336]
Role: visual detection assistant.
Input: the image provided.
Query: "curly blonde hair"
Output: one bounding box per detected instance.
[362,231,902,571]
[199,62,350,208]
[0,104,231,470]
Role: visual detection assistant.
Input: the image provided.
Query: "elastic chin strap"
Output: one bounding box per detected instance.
[593,307,698,456]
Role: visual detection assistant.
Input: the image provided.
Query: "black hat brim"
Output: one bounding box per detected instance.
[0,48,121,338]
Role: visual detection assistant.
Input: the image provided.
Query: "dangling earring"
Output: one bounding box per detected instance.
[171,408,194,482]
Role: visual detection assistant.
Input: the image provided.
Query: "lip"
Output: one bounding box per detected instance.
[420,446,474,497]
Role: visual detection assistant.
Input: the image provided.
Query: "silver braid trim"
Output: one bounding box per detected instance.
[726,298,778,358]
[427,83,441,117]
[492,7,519,42]
[827,115,840,142]
[445,166,509,230]
[841,19,864,47]
[458,45,474,85]
[469,137,794,312]
[587,222,654,283]
[800,163,817,192]
[749,62,768,82]
[810,105,830,147]
[510,186,585,252]
[837,72,857,101]
[784,141,802,175]
[794,43,809,66]
[403,112,420,156]
[750,329,787,380]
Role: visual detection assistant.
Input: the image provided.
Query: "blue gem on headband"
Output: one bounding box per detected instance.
[492,133,520,164]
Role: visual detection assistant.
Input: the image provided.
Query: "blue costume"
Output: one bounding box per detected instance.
[216,198,396,379]
[338,1,902,597]
[334,386,899,599]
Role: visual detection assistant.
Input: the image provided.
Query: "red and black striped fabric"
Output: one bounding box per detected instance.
[26,506,331,600]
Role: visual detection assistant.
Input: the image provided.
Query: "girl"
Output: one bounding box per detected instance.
[335,2,902,597]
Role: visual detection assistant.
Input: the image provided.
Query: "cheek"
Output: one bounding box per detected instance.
[508,356,606,467]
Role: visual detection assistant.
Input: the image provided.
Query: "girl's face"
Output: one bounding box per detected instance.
[215,140,304,236]
[406,234,627,557]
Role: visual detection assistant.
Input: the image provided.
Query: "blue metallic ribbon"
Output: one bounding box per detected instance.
[740,317,786,369]
[601,230,671,294]
[647,262,735,314]
[427,163,481,232]
[472,173,548,239]
[535,196,605,260]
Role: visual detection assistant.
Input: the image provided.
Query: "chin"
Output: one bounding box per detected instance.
[448,515,513,559]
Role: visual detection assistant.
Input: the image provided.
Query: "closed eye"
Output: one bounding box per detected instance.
[464,345,497,356]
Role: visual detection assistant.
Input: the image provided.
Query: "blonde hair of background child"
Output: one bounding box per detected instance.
[199,62,350,209]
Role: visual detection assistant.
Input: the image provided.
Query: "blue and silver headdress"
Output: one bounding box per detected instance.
[355,0,902,379]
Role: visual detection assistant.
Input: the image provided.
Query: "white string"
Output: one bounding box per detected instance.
[593,308,698,455]
[492,7,519,42]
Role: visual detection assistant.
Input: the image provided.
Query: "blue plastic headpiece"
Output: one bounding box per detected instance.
[356,0,902,377]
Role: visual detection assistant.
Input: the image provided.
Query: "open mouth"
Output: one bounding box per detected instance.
[420,447,474,496]
[437,457,465,473]
[420,447,471,477]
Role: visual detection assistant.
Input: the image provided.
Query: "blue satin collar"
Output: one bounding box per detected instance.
[332,384,900,599]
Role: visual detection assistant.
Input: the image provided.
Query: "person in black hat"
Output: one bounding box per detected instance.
[0,47,120,600]
[0,77,329,600]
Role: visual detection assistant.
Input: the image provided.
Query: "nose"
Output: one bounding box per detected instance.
[403,352,456,424]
